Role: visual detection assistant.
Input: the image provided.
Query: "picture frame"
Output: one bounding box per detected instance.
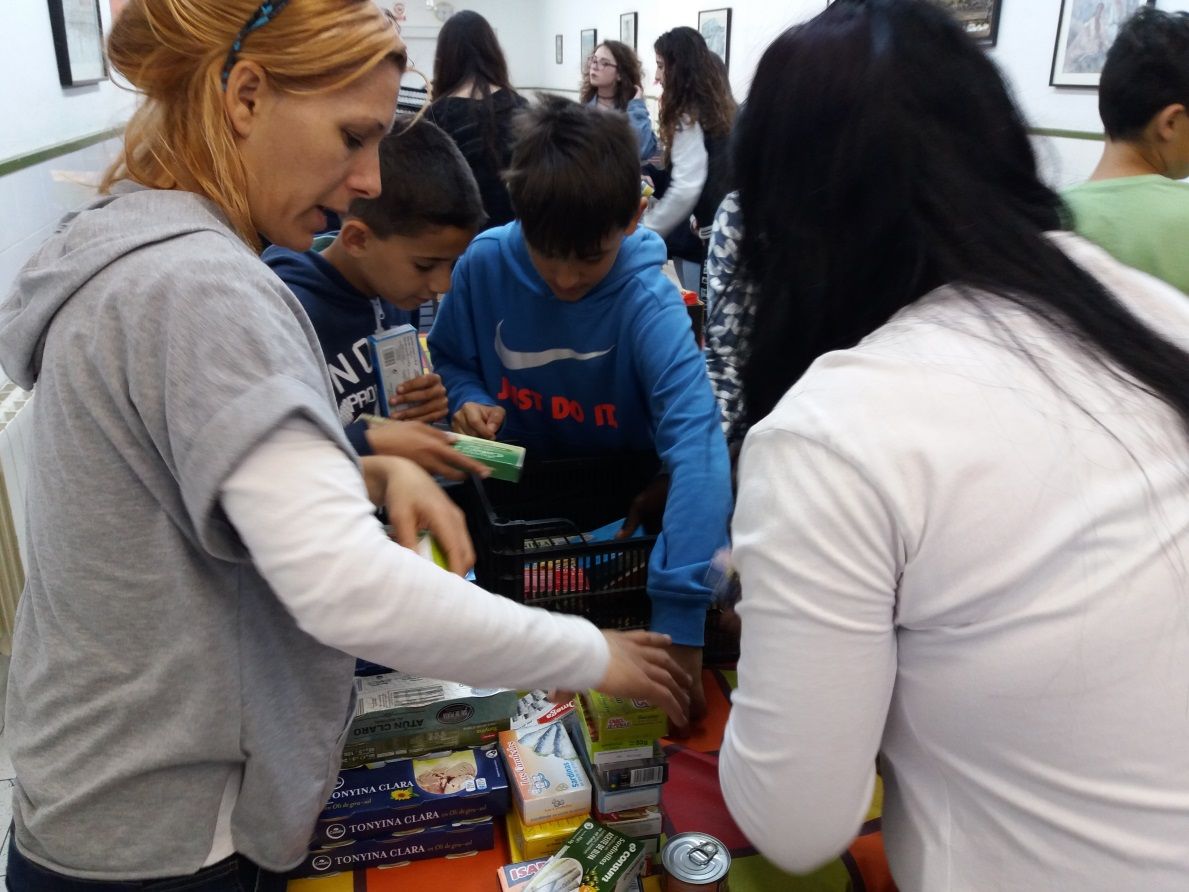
[47,0,108,87]
[933,0,1002,46]
[698,8,732,73]
[555,33,564,65]
[827,0,1000,46]
[580,28,598,75]
[620,12,638,51]
[1051,0,1155,87]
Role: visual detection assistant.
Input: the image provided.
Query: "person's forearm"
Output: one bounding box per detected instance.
[221,419,611,691]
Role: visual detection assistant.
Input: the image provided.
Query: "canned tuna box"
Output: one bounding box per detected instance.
[293,818,494,878]
[314,745,509,846]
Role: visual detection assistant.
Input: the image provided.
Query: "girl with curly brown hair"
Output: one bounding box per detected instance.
[579,39,659,163]
[642,26,736,282]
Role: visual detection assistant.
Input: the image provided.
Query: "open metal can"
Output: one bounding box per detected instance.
[661,832,731,891]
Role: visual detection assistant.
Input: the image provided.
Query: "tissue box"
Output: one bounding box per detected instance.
[499,725,590,826]
[314,745,509,846]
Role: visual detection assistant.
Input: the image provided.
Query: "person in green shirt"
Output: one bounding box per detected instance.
[1063,8,1189,295]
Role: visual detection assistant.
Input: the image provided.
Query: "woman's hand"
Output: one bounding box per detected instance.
[360,455,475,575]
[391,372,448,423]
[595,630,692,727]
[364,420,490,481]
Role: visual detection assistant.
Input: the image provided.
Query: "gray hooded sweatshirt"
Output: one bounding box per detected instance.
[0,185,358,877]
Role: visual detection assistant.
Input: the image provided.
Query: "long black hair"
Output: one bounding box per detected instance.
[737,0,1189,430]
[430,11,519,166]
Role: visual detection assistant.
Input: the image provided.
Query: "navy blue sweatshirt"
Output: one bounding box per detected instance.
[262,244,413,455]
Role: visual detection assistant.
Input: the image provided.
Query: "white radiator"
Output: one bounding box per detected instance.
[0,383,33,656]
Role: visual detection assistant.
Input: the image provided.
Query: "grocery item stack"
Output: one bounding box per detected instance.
[499,692,593,862]
[292,672,517,878]
[566,691,669,865]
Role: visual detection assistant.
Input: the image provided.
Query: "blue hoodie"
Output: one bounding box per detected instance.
[262,243,413,455]
[428,222,731,646]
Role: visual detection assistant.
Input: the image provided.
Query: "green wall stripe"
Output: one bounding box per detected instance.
[0,121,1103,181]
[0,127,124,179]
[1029,127,1105,142]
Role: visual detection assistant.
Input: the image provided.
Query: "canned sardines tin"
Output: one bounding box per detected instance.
[662,832,730,891]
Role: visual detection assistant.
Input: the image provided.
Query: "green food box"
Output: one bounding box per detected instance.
[451,433,526,482]
[581,692,668,746]
[526,819,645,892]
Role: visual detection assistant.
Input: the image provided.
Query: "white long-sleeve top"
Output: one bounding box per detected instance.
[641,118,707,238]
[220,417,610,690]
[205,417,611,864]
[719,233,1189,890]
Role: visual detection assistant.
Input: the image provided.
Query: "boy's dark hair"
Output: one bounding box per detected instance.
[346,114,486,238]
[1099,8,1189,141]
[504,95,640,258]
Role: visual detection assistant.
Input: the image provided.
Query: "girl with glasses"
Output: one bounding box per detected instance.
[579,40,659,164]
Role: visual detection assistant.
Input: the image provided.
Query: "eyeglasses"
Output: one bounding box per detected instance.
[587,56,619,70]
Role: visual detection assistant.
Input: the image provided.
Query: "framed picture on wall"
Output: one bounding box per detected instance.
[47,0,108,87]
[826,0,1000,46]
[580,28,598,74]
[932,0,1002,46]
[556,33,563,65]
[1051,0,1155,87]
[698,8,732,72]
[620,12,638,50]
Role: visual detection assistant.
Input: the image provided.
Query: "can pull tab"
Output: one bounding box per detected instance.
[690,841,720,867]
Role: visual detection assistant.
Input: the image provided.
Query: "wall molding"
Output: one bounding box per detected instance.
[0,126,124,179]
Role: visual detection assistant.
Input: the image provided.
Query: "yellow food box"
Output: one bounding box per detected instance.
[506,807,590,860]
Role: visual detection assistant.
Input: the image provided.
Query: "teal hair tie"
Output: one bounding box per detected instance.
[220,1,291,90]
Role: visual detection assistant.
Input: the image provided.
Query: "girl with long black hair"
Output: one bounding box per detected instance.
[428,10,527,228]
[718,1,1189,888]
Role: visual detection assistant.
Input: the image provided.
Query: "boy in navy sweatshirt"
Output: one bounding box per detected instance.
[428,97,731,717]
[265,116,487,479]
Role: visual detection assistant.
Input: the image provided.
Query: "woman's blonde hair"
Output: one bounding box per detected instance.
[101,0,406,248]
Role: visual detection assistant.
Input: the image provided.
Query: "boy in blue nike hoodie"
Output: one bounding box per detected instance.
[265,116,487,479]
[429,96,731,719]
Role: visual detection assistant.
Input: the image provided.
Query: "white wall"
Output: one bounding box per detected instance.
[1,0,136,161]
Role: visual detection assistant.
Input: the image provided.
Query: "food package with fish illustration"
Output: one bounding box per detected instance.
[511,690,576,733]
[499,723,591,826]
[292,817,494,878]
[521,819,645,892]
[341,672,517,768]
[313,745,509,846]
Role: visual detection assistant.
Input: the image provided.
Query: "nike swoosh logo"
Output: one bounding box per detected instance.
[494,321,614,370]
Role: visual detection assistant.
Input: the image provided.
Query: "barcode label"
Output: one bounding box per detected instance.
[381,346,398,367]
[357,683,446,715]
[629,767,664,786]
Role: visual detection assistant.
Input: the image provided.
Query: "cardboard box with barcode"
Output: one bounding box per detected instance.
[313,744,509,846]
[341,672,516,769]
[368,324,426,418]
[499,723,591,826]
[293,817,494,878]
[523,819,645,892]
[570,696,660,768]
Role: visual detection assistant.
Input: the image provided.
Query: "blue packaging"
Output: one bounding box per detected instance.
[293,818,495,878]
[315,745,509,846]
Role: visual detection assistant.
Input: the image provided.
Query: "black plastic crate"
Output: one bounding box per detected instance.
[449,453,740,665]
